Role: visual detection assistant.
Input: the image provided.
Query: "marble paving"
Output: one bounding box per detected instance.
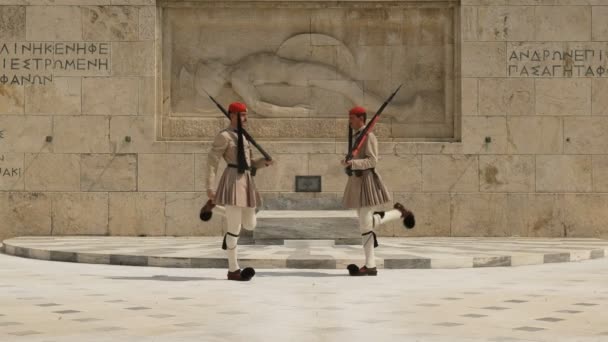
[2,236,608,269]
[0,251,608,341]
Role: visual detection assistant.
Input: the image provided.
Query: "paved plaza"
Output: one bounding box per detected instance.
[1,238,608,341]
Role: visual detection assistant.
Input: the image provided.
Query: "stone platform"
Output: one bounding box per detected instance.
[253,210,361,245]
[3,237,608,270]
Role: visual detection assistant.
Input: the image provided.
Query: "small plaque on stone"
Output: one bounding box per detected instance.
[295,176,321,192]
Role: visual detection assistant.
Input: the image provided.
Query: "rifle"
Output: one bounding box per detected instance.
[346,124,353,176]
[203,90,272,176]
[347,84,402,161]
[344,85,402,174]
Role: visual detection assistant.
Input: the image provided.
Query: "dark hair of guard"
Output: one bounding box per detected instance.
[354,113,367,123]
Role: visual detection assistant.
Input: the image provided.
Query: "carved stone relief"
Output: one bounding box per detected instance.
[159,1,459,140]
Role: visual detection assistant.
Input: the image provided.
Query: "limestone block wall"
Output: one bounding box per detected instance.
[459,0,608,238]
[0,0,214,241]
[1,0,608,241]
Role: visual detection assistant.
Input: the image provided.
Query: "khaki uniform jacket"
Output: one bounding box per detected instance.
[206,128,268,208]
[342,130,391,209]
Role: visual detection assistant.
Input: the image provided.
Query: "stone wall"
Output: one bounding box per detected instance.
[1,0,608,241]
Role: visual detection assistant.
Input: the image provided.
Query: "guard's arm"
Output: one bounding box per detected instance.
[349,134,378,170]
[206,133,229,192]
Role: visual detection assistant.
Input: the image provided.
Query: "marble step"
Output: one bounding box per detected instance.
[254,210,360,242]
[284,240,335,247]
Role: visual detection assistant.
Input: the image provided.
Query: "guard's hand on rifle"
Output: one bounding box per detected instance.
[264,159,275,167]
[341,159,352,167]
[206,189,216,202]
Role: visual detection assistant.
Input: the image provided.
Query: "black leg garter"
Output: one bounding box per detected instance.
[222,232,240,250]
[362,230,379,248]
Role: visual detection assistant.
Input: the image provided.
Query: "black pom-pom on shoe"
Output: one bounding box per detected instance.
[347,264,360,276]
[404,212,416,229]
[199,199,215,222]
[241,267,256,281]
[200,211,212,221]
[394,202,415,229]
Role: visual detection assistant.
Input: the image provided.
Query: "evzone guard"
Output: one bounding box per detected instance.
[342,86,416,276]
[200,100,274,281]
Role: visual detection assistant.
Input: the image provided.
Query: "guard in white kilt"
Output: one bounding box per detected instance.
[204,102,274,281]
[342,106,415,276]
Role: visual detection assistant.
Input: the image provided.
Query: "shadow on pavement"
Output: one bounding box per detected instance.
[105,275,219,281]
[256,271,348,278]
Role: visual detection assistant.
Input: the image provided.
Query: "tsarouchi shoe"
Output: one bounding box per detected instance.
[347,264,378,276]
[227,267,256,281]
[394,202,415,229]
[199,199,215,222]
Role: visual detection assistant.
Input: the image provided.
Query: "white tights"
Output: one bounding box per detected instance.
[356,207,402,268]
[218,205,256,272]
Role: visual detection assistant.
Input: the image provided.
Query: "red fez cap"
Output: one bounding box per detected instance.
[228,102,247,113]
[349,106,367,116]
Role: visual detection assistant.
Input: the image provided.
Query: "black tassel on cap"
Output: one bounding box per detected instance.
[236,113,247,174]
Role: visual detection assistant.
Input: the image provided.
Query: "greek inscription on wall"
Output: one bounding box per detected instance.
[0,167,21,177]
[0,153,23,191]
[0,42,111,85]
[508,43,608,78]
